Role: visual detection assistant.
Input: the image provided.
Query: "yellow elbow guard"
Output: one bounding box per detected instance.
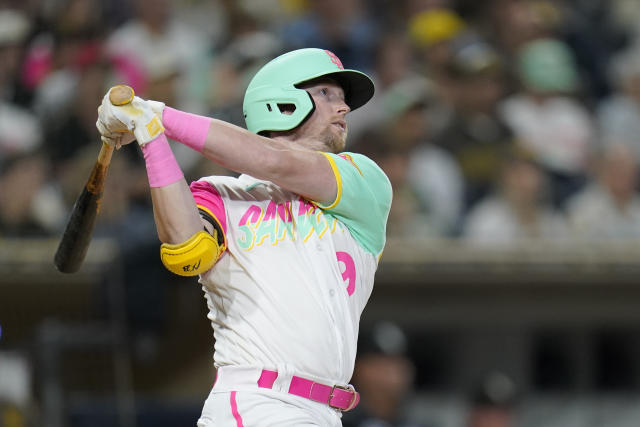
[160,230,224,276]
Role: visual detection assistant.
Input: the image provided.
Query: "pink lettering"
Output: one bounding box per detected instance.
[263,201,277,222]
[336,251,356,296]
[298,198,316,216]
[277,201,293,223]
[238,205,262,226]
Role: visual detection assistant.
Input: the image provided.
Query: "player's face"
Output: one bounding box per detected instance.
[296,79,350,153]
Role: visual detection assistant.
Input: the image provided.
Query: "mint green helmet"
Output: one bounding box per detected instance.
[243,48,375,134]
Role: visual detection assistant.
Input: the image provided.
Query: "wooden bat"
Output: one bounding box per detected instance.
[54,85,134,273]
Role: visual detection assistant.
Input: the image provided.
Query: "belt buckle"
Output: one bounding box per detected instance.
[328,384,356,411]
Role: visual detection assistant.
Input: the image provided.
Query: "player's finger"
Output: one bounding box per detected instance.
[101,134,118,146]
[96,118,109,136]
[97,116,118,135]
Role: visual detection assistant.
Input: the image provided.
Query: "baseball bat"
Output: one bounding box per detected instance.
[54,85,134,273]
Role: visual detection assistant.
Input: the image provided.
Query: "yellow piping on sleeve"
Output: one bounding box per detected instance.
[317,152,343,209]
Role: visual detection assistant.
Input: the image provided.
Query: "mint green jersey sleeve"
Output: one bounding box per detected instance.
[316,152,392,256]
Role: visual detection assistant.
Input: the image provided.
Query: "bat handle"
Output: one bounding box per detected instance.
[98,142,114,166]
[109,85,135,106]
[87,142,114,194]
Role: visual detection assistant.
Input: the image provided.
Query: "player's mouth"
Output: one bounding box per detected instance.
[332,120,347,132]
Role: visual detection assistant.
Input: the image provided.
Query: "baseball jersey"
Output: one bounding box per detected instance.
[190,152,392,384]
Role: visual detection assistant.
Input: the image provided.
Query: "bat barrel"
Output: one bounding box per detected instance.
[54,188,101,273]
[54,143,113,273]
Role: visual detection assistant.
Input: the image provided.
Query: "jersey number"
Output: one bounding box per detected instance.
[336,251,356,296]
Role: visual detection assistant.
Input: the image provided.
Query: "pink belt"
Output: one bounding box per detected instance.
[257,369,360,412]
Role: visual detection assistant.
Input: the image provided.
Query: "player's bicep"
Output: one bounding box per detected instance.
[267,150,338,206]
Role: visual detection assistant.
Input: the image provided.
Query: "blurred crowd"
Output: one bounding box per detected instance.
[3,0,640,245]
[4,1,640,425]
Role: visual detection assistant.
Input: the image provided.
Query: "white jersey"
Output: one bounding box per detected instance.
[190,152,392,384]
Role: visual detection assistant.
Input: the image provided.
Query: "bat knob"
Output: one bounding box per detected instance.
[109,85,135,106]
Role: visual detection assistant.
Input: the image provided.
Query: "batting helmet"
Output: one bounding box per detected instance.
[243,48,375,134]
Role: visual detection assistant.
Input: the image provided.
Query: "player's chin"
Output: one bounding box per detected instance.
[328,132,347,153]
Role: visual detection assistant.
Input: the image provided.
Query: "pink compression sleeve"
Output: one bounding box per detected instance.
[162,107,211,152]
[141,134,184,187]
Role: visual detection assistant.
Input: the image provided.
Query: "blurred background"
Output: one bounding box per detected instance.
[2,0,640,426]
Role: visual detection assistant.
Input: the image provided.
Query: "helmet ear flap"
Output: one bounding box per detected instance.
[243,86,314,134]
[292,90,316,131]
[255,92,316,136]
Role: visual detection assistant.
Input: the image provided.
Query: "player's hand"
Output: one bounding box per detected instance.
[97,88,166,147]
[96,115,136,149]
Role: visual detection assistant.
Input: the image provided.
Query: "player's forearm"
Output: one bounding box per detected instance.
[141,134,202,244]
[161,107,294,174]
[162,107,212,152]
[150,181,203,244]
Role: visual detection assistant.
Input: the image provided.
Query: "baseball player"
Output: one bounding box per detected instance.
[96,48,392,426]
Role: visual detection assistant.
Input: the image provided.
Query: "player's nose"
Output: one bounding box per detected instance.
[336,99,350,115]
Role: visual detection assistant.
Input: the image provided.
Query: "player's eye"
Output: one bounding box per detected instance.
[320,88,329,97]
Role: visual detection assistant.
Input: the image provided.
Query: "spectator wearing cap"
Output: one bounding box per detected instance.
[431,37,515,215]
[499,38,595,207]
[408,7,467,83]
[348,32,423,142]
[484,0,562,59]
[388,77,464,237]
[342,321,427,427]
